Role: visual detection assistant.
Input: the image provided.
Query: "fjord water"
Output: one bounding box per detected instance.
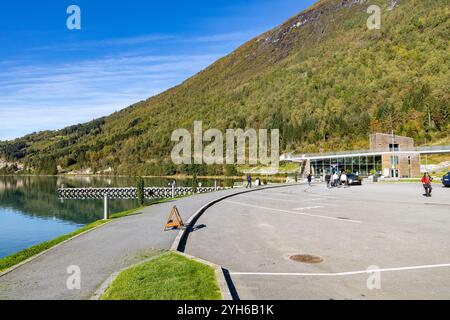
[0,176,225,259]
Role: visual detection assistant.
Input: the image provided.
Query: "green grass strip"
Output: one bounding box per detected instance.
[0,193,197,273]
[101,252,222,300]
[0,206,144,273]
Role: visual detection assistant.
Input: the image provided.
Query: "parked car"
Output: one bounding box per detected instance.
[442,172,450,187]
[346,173,362,186]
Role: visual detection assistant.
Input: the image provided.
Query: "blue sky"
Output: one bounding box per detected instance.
[0,0,315,141]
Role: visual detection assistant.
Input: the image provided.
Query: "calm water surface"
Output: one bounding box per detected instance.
[0,176,232,258]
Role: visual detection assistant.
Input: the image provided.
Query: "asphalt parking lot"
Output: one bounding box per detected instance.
[184,182,450,300]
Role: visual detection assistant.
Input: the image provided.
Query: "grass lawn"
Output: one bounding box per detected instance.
[420,154,450,165]
[101,252,222,300]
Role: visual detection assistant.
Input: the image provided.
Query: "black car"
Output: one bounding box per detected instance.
[443,172,450,187]
[345,173,362,186]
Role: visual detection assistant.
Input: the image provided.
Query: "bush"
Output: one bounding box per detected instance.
[192,173,198,193]
[136,176,145,206]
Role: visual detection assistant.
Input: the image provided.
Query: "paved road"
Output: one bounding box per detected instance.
[184,182,450,300]
[0,187,269,300]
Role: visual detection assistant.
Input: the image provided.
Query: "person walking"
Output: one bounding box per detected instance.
[246,174,252,188]
[428,173,434,196]
[307,174,312,187]
[340,171,348,187]
[325,173,331,188]
[332,172,339,188]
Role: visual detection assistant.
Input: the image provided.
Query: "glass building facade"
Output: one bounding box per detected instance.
[310,155,382,177]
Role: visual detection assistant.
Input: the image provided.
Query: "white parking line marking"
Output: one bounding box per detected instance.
[239,194,324,204]
[258,191,306,197]
[230,263,450,277]
[224,200,361,224]
[259,190,340,201]
[293,206,324,211]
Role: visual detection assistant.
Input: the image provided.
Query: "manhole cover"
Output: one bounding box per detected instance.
[290,254,323,264]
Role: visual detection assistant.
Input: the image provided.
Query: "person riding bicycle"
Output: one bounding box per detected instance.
[421,173,433,197]
[427,173,433,195]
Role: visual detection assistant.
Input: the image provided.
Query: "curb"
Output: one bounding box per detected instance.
[171,183,296,252]
[90,253,163,300]
[175,252,233,300]
[90,271,120,300]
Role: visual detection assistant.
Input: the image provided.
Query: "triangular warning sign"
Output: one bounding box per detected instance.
[164,206,185,231]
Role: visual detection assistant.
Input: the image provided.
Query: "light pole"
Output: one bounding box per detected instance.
[391,130,397,178]
[425,111,431,173]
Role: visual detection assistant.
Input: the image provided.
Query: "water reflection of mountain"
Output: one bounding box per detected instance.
[0,176,139,224]
[0,176,232,225]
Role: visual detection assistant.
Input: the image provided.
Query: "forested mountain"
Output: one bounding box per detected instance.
[1,0,448,175]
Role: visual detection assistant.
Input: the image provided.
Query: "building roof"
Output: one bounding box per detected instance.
[282,146,450,162]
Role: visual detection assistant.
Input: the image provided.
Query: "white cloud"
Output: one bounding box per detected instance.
[28,34,175,52]
[0,53,221,140]
[27,31,257,53]
[0,30,262,140]
[183,32,254,43]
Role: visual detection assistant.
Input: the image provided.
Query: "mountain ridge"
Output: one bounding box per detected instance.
[1,0,448,175]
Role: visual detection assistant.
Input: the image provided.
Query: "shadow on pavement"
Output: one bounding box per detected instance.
[222,268,240,300]
[192,224,207,232]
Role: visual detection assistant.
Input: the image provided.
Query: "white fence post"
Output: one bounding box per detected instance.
[103,193,109,220]
[214,180,217,191]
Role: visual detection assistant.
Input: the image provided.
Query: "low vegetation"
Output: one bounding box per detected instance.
[101,252,222,300]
